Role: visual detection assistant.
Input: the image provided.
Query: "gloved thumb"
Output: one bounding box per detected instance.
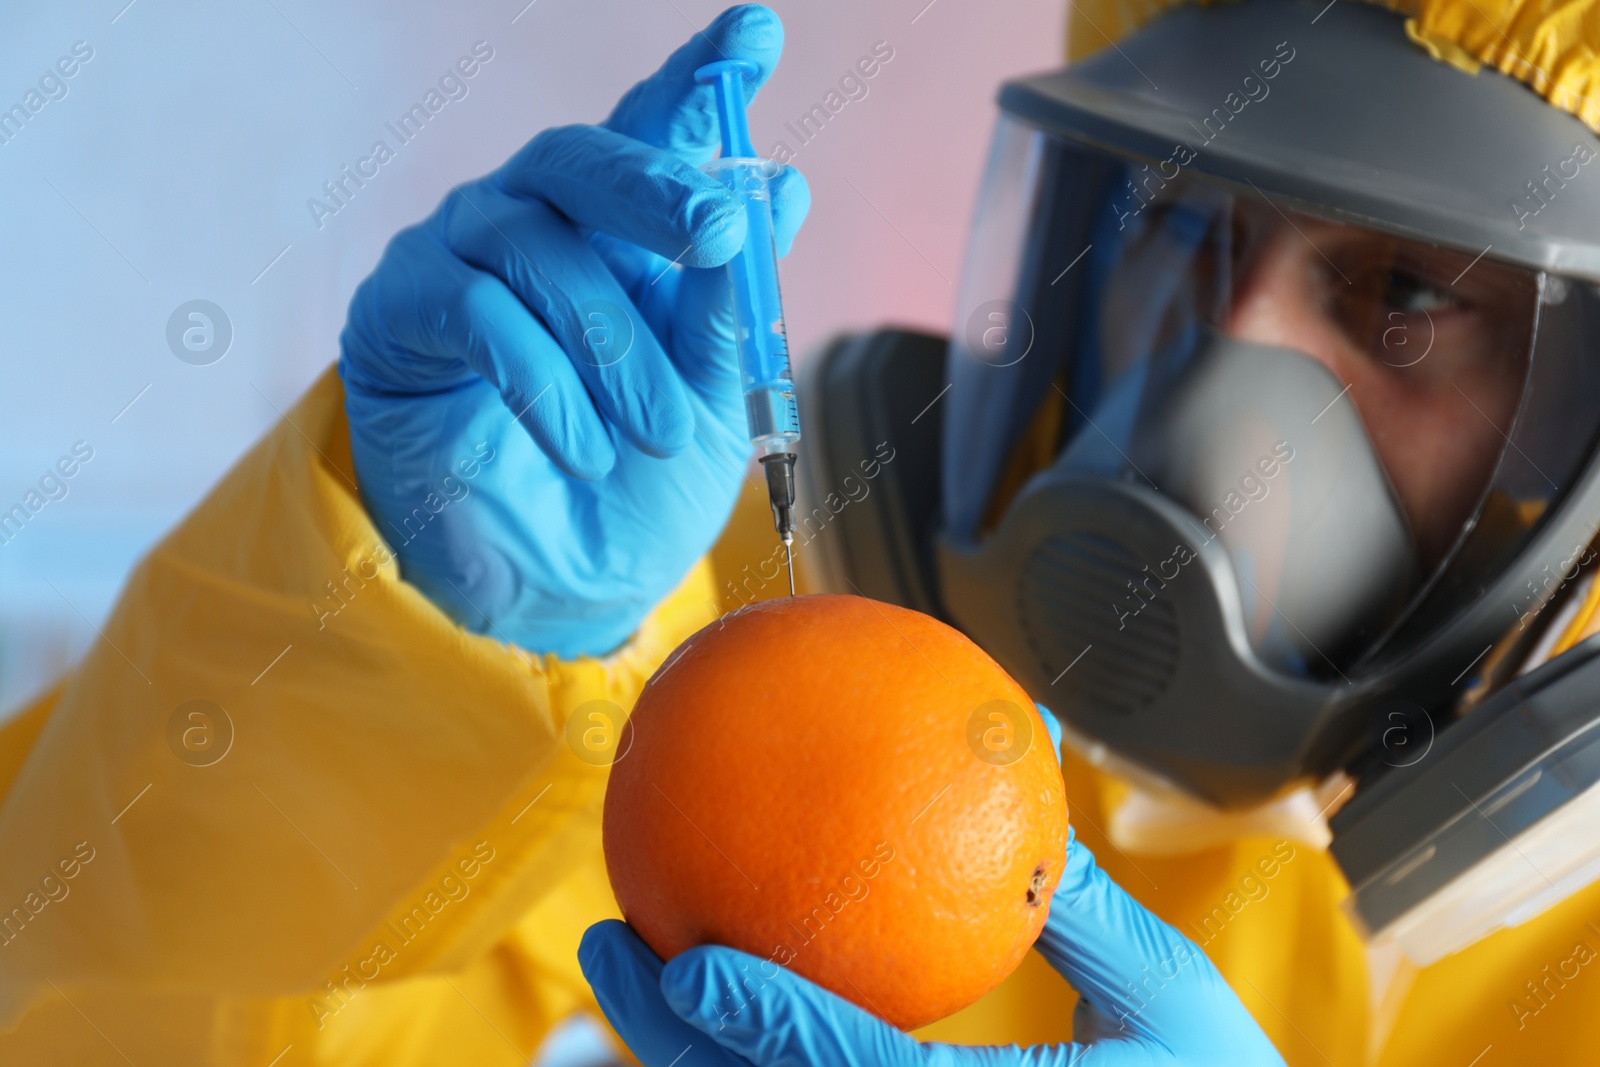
[1034,829,1284,1063]
[1034,828,1207,1040]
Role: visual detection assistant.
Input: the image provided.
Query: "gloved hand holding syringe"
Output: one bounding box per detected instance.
[695,59,801,595]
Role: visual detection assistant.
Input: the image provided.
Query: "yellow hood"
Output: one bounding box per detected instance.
[1068,0,1600,133]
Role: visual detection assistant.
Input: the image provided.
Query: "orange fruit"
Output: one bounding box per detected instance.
[602,593,1069,1030]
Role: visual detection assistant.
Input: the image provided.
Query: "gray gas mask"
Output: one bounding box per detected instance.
[936,327,1421,807]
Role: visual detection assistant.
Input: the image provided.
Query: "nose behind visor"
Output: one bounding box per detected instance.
[1111,331,1418,676]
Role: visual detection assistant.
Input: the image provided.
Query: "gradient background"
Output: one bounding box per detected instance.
[0,0,1064,719]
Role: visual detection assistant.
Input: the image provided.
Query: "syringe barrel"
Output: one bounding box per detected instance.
[703,156,801,456]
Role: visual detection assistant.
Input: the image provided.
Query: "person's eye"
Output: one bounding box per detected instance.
[1385,271,1461,316]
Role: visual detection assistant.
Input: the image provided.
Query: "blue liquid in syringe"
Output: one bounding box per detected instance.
[694,59,801,459]
[705,155,800,456]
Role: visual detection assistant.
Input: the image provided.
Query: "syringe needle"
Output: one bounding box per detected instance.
[761,453,799,596]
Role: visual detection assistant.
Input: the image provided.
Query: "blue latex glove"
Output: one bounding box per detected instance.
[338,5,810,657]
[578,711,1286,1066]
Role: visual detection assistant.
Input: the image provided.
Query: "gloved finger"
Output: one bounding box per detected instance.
[578,921,745,1067]
[344,226,617,480]
[662,163,811,402]
[666,266,740,401]
[498,124,747,269]
[604,4,785,160]
[573,241,740,419]
[927,1037,1158,1067]
[576,154,808,294]
[661,946,1146,1067]
[442,181,696,459]
[1033,829,1248,1049]
[661,945,921,1067]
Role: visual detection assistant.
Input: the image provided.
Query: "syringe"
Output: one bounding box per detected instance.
[694,59,801,596]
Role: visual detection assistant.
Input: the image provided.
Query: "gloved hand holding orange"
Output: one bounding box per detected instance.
[585,593,1287,1067]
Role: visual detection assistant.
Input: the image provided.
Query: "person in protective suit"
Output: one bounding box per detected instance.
[4,1,1600,1064]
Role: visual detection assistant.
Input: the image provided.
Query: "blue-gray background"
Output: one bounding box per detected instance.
[2,5,1064,1061]
[0,0,1062,719]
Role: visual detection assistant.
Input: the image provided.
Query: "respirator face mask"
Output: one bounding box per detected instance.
[802,0,1600,964]
[937,132,1580,803]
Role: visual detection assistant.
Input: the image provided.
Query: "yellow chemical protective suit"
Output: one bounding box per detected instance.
[1,373,1597,1067]
[7,0,1600,1061]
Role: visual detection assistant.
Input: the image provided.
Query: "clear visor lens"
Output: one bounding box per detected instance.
[946,119,1600,677]
[1101,182,1536,568]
